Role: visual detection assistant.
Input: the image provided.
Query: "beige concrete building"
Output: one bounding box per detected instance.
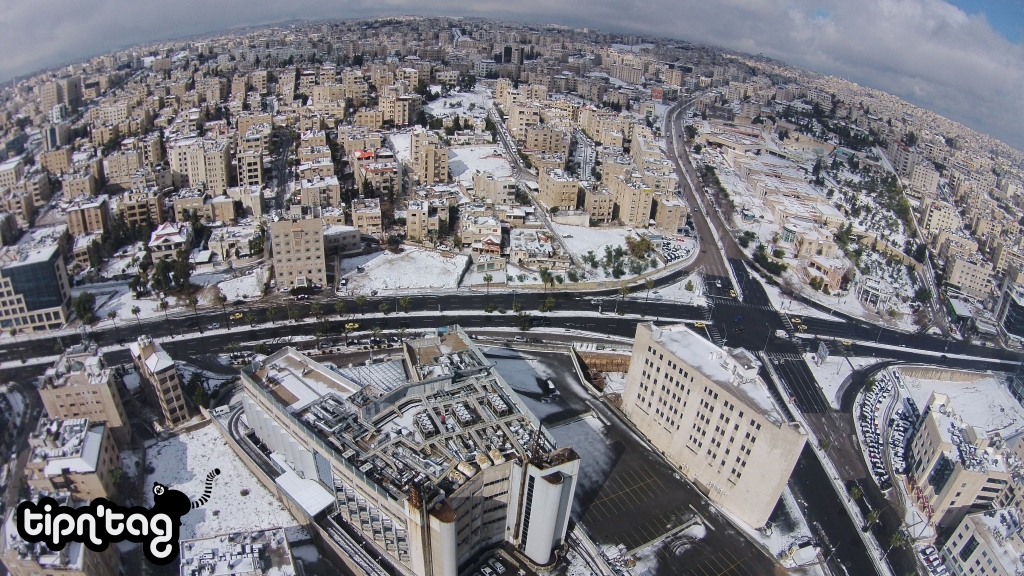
[610,175,654,228]
[923,200,963,239]
[507,104,541,140]
[65,194,109,237]
[352,198,384,235]
[908,163,940,198]
[40,147,73,174]
[297,176,343,208]
[406,199,448,242]
[25,418,119,501]
[941,510,1024,576]
[537,168,579,211]
[148,221,193,261]
[653,193,688,234]
[62,169,99,198]
[115,188,163,229]
[269,218,327,290]
[39,344,131,447]
[947,258,993,300]
[129,335,189,427]
[166,137,233,194]
[621,323,806,527]
[583,186,615,223]
[0,159,23,189]
[524,125,570,155]
[471,171,517,205]
[236,150,264,188]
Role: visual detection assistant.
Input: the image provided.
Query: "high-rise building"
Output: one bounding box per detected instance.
[0,240,72,333]
[996,283,1024,348]
[269,218,326,290]
[236,149,264,187]
[620,323,807,527]
[410,129,449,185]
[166,137,233,194]
[941,509,1024,576]
[24,417,120,500]
[128,335,190,427]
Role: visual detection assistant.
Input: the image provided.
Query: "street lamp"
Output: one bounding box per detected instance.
[762,322,772,352]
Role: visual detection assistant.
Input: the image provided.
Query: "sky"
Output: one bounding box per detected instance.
[1,0,1022,151]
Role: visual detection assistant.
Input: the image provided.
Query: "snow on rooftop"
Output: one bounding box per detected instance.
[449,146,512,186]
[388,132,412,164]
[900,370,1024,437]
[144,423,297,540]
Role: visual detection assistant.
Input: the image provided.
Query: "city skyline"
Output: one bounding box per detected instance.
[2,1,1023,151]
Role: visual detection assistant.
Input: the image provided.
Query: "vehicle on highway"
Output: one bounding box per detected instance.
[729,289,736,297]
[694,321,706,328]
[230,312,243,320]
[842,340,852,346]
[715,280,723,288]
[790,317,802,324]
[797,325,807,331]
[488,559,506,574]
[209,323,220,329]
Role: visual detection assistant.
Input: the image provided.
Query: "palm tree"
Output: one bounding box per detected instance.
[355,295,367,315]
[399,296,411,313]
[887,532,906,552]
[398,327,407,343]
[245,312,256,326]
[334,301,346,318]
[616,285,630,315]
[107,310,120,342]
[215,292,228,325]
[378,302,390,315]
[864,509,880,530]
[310,302,323,321]
[539,267,553,292]
[159,299,170,323]
[131,306,142,327]
[343,322,358,346]
[288,307,301,323]
[267,304,278,324]
[371,326,383,346]
[482,274,493,305]
[187,296,199,321]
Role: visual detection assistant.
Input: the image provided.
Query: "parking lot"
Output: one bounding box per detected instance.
[660,237,696,264]
[485,348,780,576]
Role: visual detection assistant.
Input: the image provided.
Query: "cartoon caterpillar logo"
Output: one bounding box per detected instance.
[16,469,222,565]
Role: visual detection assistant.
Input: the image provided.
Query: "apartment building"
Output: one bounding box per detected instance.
[236,149,264,187]
[906,393,1008,532]
[40,147,73,174]
[115,188,163,228]
[583,186,615,223]
[410,129,449,184]
[471,171,516,205]
[653,193,688,234]
[351,198,384,235]
[128,335,190,427]
[238,330,579,575]
[0,159,24,189]
[610,175,654,228]
[297,176,343,208]
[62,169,99,198]
[537,168,579,210]
[24,418,119,500]
[507,104,541,140]
[908,163,940,198]
[269,218,326,290]
[995,283,1024,346]
[65,194,109,237]
[947,258,993,300]
[406,199,447,242]
[621,323,807,527]
[524,125,569,155]
[0,241,72,332]
[166,137,233,194]
[39,344,131,446]
[923,200,963,239]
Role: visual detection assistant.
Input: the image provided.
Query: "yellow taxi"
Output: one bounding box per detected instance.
[230,312,244,320]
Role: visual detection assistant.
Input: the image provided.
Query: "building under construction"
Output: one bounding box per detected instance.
[238,325,580,576]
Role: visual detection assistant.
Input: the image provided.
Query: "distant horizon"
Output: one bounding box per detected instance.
[3,7,1022,153]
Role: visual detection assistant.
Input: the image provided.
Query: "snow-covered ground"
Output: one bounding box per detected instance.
[602,372,626,394]
[216,266,268,301]
[550,223,658,281]
[342,248,469,294]
[144,423,297,540]
[176,361,236,394]
[749,271,837,321]
[654,271,707,306]
[805,354,884,409]
[898,371,1024,436]
[448,146,512,186]
[423,86,492,121]
[98,242,146,278]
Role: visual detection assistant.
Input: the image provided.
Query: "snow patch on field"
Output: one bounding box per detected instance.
[144,423,297,540]
[217,267,268,301]
[343,248,469,293]
[423,86,492,120]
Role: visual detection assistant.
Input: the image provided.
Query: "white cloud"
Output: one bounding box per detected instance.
[1,0,1021,149]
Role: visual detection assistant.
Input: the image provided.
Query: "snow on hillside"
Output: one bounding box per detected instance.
[144,423,297,540]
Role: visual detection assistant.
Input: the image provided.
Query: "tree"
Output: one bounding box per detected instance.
[215,291,228,325]
[130,306,142,327]
[888,532,906,551]
[399,296,411,313]
[539,268,554,292]
[849,484,863,500]
[483,274,493,303]
[73,292,97,324]
[865,509,881,529]
[355,295,367,315]
[107,311,120,341]
[192,386,210,409]
[171,248,193,290]
[245,312,256,326]
[685,280,694,291]
[288,307,301,322]
[158,299,170,324]
[616,285,630,315]
[254,342,271,355]
[379,302,390,315]
[267,304,278,324]
[310,302,323,320]
[334,301,346,317]
[343,322,358,346]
